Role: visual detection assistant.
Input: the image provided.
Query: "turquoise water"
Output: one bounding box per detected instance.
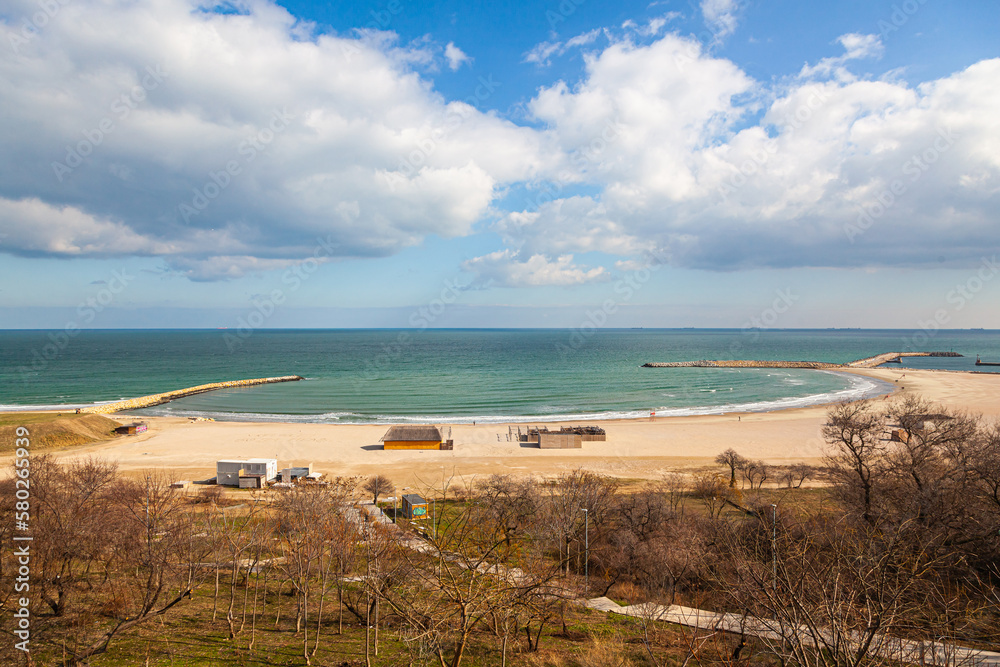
[1,329,998,423]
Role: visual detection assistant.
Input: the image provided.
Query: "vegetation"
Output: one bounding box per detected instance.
[0,412,122,452]
[1,394,997,666]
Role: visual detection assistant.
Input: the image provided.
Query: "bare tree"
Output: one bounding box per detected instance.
[692,473,730,519]
[823,400,886,524]
[378,486,562,667]
[740,459,769,491]
[31,456,118,617]
[273,482,354,665]
[715,449,748,488]
[363,474,394,505]
[67,472,208,665]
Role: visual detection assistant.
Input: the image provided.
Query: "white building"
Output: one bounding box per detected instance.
[216,458,278,487]
[280,463,313,483]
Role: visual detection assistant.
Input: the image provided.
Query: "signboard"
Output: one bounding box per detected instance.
[412,507,427,516]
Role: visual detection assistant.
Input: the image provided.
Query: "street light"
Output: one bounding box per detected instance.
[770,504,778,596]
[580,508,589,593]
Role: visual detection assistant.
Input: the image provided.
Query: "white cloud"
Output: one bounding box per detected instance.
[510,35,1000,271]
[462,250,608,287]
[800,33,884,78]
[0,0,555,278]
[2,1,998,288]
[523,29,601,67]
[444,42,470,71]
[701,0,740,40]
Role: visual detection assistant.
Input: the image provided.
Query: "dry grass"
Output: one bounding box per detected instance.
[0,411,122,452]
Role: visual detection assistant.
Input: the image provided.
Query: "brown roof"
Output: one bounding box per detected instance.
[382,425,442,442]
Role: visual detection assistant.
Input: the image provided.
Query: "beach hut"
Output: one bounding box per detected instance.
[401,493,428,519]
[381,425,452,450]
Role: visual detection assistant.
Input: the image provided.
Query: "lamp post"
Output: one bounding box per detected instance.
[581,508,589,593]
[770,504,777,595]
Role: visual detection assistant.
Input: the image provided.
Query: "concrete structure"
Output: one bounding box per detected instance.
[381,425,453,450]
[169,480,191,489]
[216,458,278,487]
[114,422,148,436]
[401,493,428,519]
[280,464,312,483]
[239,476,263,489]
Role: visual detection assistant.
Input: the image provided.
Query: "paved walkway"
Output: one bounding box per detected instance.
[585,598,1000,667]
[349,505,999,667]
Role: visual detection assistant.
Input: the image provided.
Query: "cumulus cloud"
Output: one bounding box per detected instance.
[1,0,998,288]
[444,42,470,70]
[462,250,608,287]
[507,33,1000,272]
[0,0,554,278]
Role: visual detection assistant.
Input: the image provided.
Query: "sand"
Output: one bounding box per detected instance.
[48,368,1000,489]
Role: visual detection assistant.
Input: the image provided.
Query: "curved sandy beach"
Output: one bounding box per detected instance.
[53,368,1000,488]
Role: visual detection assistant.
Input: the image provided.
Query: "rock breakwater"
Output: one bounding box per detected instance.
[79,376,304,415]
[642,352,960,370]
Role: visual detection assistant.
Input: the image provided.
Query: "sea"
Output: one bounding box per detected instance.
[2,329,998,424]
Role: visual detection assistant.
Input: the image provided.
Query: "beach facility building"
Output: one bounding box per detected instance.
[114,422,148,436]
[401,493,428,519]
[514,425,605,449]
[280,464,312,483]
[216,458,278,487]
[381,425,453,450]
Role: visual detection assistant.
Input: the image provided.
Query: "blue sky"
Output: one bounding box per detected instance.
[1,0,998,329]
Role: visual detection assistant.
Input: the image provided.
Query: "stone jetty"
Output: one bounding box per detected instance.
[642,352,961,370]
[79,376,304,415]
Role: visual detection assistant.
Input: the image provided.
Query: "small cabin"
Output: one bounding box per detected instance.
[401,493,428,519]
[381,425,453,450]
